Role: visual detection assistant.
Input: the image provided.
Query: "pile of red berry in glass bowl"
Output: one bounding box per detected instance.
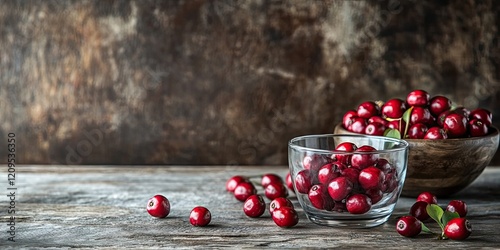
[334,90,499,197]
[288,134,409,228]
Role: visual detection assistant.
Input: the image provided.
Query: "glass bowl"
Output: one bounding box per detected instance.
[288,134,409,228]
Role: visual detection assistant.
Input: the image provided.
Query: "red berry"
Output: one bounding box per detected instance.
[303,154,329,173]
[365,122,386,136]
[407,123,428,139]
[365,188,383,204]
[189,206,211,227]
[453,107,471,118]
[387,119,407,135]
[396,216,422,237]
[381,172,398,193]
[146,194,171,218]
[407,89,430,107]
[272,207,299,228]
[424,126,448,139]
[243,194,266,218]
[340,167,360,185]
[444,217,472,240]
[368,116,388,126]
[226,175,247,192]
[446,200,468,217]
[261,173,283,188]
[382,98,407,119]
[349,117,367,134]
[308,184,334,210]
[343,110,358,130]
[265,182,289,200]
[443,113,468,138]
[416,191,437,204]
[409,201,430,221]
[429,95,452,117]
[468,119,488,137]
[375,158,393,174]
[285,172,295,193]
[234,182,257,202]
[294,169,313,194]
[410,107,433,125]
[351,145,378,170]
[328,176,353,201]
[334,142,358,165]
[357,101,381,119]
[346,194,372,214]
[437,110,451,127]
[358,166,385,191]
[469,108,492,127]
[269,197,294,214]
[317,162,341,185]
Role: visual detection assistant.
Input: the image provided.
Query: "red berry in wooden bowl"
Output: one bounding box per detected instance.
[190,206,211,227]
[396,216,422,237]
[429,95,452,117]
[443,113,468,138]
[407,123,428,139]
[469,108,492,127]
[406,89,430,107]
[382,98,407,119]
[469,118,489,137]
[365,122,386,136]
[444,217,471,240]
[343,110,358,130]
[357,101,381,119]
[423,126,447,139]
[243,194,266,218]
[146,194,171,218]
[350,117,367,134]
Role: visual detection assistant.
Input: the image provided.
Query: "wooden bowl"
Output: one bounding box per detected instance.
[334,124,500,197]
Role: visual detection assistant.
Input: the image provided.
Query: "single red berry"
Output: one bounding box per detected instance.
[357,101,381,119]
[346,194,372,214]
[437,110,451,127]
[146,194,171,218]
[261,173,283,188]
[349,117,367,134]
[269,197,294,214]
[333,142,358,165]
[381,172,398,193]
[396,216,422,237]
[453,107,471,118]
[416,191,437,204]
[409,201,430,221]
[387,119,407,135]
[272,207,299,228]
[285,172,295,193]
[317,162,342,185]
[469,108,492,127]
[358,166,385,191]
[444,217,472,240]
[382,98,407,119]
[351,145,378,170]
[243,194,266,218]
[410,107,433,125]
[226,175,247,192]
[328,176,353,201]
[424,126,448,139]
[343,110,358,130]
[365,122,386,136]
[468,119,489,137]
[265,182,289,200]
[189,206,211,227]
[308,184,334,210]
[406,123,428,139]
[406,89,430,107]
[234,182,257,202]
[443,113,468,138]
[340,167,360,185]
[429,95,452,117]
[365,188,383,204]
[446,200,468,217]
[368,116,388,126]
[302,154,329,173]
[294,169,313,194]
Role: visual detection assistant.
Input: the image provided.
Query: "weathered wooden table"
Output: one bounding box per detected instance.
[1,165,499,249]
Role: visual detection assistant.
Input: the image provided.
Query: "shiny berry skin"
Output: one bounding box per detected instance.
[453,107,471,118]
[226,175,247,192]
[446,200,467,217]
[234,182,257,202]
[443,113,468,138]
[334,142,358,165]
[382,98,407,119]
[444,218,472,240]
[265,182,289,200]
[243,194,266,218]
[340,167,360,185]
[396,216,422,237]
[272,207,299,228]
[365,188,383,204]
[376,158,395,175]
[410,107,433,125]
[349,117,367,134]
[308,184,334,210]
[261,173,283,187]
[381,172,398,193]
[351,145,378,170]
[468,119,489,137]
[416,191,437,204]
[358,166,385,191]
[357,101,381,119]
[387,119,406,135]
[365,122,386,136]
[343,110,358,130]
[429,95,452,117]
[368,116,388,126]
[406,89,430,107]
[317,162,341,185]
[407,123,428,139]
[346,194,372,214]
[409,201,430,221]
[294,169,313,194]
[437,110,451,127]
[189,206,211,227]
[328,176,353,201]
[469,108,492,127]
[303,154,329,173]
[285,172,295,193]
[424,126,448,139]
[146,194,171,218]
[269,197,294,213]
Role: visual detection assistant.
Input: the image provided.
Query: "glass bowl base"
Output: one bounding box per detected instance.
[305,213,391,228]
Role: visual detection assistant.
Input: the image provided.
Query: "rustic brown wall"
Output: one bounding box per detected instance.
[1,0,499,165]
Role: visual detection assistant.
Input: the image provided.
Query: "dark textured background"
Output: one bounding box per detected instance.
[1,0,499,165]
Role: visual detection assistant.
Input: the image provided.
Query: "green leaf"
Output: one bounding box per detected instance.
[402,106,413,124]
[427,204,445,229]
[441,210,460,227]
[421,222,433,234]
[384,128,401,139]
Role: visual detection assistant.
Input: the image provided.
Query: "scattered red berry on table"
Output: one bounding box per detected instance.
[146,194,171,218]
[190,206,211,227]
[264,182,289,200]
[416,191,438,204]
[261,173,283,188]
[234,182,257,202]
[226,175,247,192]
[396,216,422,237]
[243,194,266,218]
[272,207,299,228]
[269,197,294,213]
[446,200,468,217]
[444,217,472,240]
[409,201,430,221]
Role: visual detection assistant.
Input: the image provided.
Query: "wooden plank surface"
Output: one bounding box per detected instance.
[1,165,500,249]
